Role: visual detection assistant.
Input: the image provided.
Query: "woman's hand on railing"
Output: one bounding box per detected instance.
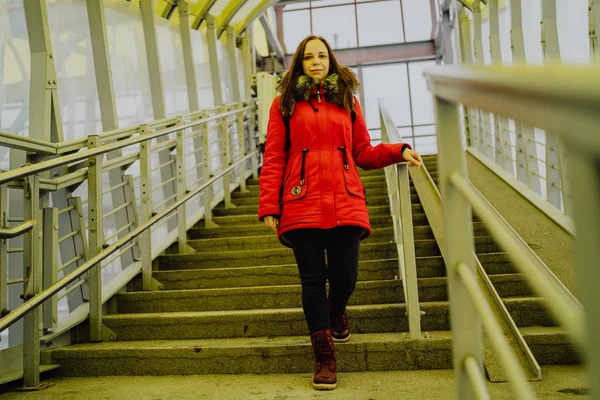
[403,148,423,168]
[263,215,279,233]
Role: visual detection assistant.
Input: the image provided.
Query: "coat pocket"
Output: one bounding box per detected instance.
[339,147,365,200]
[281,149,310,203]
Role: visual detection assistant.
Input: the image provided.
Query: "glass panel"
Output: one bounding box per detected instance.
[312,5,357,49]
[105,2,154,127]
[47,0,102,140]
[191,28,215,109]
[157,21,190,116]
[557,0,589,64]
[361,63,410,130]
[414,135,438,155]
[403,0,433,42]
[231,0,263,25]
[521,0,543,64]
[284,2,310,11]
[408,60,435,125]
[312,0,354,7]
[0,0,30,171]
[357,1,404,46]
[283,10,311,53]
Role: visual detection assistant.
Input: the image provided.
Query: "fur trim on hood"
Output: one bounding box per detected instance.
[294,74,350,106]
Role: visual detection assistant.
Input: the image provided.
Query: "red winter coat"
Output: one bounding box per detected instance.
[258,84,410,247]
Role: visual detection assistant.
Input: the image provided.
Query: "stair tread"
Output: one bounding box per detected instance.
[47,326,569,354]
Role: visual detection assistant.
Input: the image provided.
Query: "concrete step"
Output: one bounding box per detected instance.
[107,297,548,342]
[187,228,394,253]
[117,274,532,314]
[44,326,577,377]
[154,259,402,290]
[186,226,441,253]
[117,279,402,314]
[153,253,515,290]
[158,242,398,270]
[187,216,465,239]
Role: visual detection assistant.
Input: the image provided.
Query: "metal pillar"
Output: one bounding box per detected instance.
[22,175,41,387]
[435,95,482,400]
[458,8,479,149]
[140,0,177,232]
[472,1,493,158]
[489,0,514,175]
[227,26,242,103]
[511,0,542,195]
[178,0,200,112]
[206,15,224,107]
[87,0,136,268]
[541,0,570,215]
[591,0,600,59]
[86,135,103,342]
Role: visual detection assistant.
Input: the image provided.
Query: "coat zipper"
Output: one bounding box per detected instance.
[317,82,322,103]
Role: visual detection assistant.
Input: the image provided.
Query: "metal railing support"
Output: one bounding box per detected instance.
[42,208,58,331]
[139,125,153,290]
[175,124,188,254]
[397,163,421,338]
[86,135,103,342]
[434,95,482,399]
[22,175,41,387]
[221,108,234,209]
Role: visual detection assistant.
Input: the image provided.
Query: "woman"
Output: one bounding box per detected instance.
[258,36,422,390]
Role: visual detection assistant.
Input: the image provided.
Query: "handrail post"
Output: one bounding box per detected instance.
[221,107,234,208]
[249,103,259,180]
[0,184,8,319]
[201,115,218,228]
[139,125,153,289]
[568,153,600,399]
[434,95,481,400]
[174,120,188,254]
[22,175,41,387]
[42,207,58,331]
[397,163,421,338]
[87,135,104,341]
[237,103,249,193]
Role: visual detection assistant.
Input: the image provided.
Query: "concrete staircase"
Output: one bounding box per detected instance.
[42,155,578,376]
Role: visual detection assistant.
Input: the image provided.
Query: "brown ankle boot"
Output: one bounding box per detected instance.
[309,329,337,390]
[329,301,351,342]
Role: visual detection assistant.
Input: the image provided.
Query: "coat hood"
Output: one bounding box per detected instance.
[293,73,357,106]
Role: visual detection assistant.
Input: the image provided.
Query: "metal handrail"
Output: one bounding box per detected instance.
[379,102,422,339]
[0,150,258,333]
[425,64,598,399]
[0,221,35,240]
[0,106,252,185]
[424,65,600,154]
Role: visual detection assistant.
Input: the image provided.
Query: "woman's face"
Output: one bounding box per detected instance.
[302,39,330,82]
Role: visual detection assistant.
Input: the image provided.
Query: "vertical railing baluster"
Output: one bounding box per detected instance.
[139,125,153,290]
[175,124,188,254]
[42,207,58,331]
[87,135,103,342]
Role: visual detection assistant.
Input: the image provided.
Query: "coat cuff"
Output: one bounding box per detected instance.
[400,143,412,160]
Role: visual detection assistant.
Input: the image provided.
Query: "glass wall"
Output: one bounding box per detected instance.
[281,0,433,52]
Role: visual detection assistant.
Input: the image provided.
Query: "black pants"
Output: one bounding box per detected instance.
[285,226,362,333]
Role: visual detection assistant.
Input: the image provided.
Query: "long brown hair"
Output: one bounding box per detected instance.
[278,36,359,117]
